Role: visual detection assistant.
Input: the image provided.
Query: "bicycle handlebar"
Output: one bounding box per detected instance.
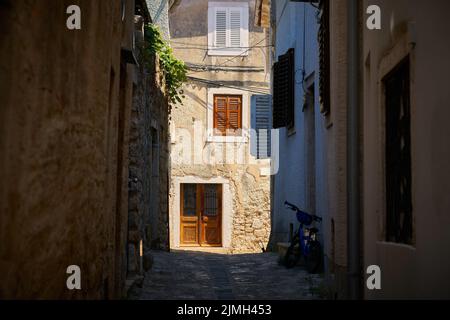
[284,201,323,223]
[284,201,299,212]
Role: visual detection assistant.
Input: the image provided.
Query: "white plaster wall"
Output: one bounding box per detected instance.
[271,1,328,247]
[362,0,450,299]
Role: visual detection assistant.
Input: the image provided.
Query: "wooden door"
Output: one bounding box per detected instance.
[200,184,222,246]
[180,184,222,246]
[180,184,199,245]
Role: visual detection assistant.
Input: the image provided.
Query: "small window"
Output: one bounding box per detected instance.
[384,57,413,245]
[182,184,197,217]
[213,94,242,136]
[208,2,249,56]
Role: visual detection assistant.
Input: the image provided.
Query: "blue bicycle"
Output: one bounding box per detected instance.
[283,201,323,273]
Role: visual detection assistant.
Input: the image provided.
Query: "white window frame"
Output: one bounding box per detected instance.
[207,2,249,56]
[207,88,249,143]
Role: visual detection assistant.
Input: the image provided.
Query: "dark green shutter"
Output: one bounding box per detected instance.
[273,48,295,129]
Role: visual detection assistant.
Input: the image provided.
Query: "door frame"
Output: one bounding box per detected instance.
[170,177,233,249]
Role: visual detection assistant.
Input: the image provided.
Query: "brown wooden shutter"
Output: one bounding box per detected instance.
[273,48,295,128]
[214,96,228,135]
[227,96,242,133]
[214,95,242,136]
[318,0,330,115]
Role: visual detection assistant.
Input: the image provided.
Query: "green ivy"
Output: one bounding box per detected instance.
[143,24,187,104]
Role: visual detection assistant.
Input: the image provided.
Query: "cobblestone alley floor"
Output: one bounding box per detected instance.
[129,250,324,300]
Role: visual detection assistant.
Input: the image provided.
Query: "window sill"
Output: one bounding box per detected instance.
[208,49,249,57]
[206,135,248,143]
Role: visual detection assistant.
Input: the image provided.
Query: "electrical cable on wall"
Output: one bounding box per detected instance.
[187,76,270,95]
[188,38,267,75]
[186,63,265,73]
[169,40,273,50]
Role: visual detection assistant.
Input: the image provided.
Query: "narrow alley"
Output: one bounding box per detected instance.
[129,251,323,300]
[2,0,450,304]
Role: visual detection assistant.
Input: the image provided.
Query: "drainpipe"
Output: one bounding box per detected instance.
[347,0,361,300]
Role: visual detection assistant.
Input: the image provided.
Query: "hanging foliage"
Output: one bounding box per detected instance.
[143,24,187,104]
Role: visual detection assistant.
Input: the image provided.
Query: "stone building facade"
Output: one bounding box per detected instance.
[168,0,272,253]
[0,0,170,299]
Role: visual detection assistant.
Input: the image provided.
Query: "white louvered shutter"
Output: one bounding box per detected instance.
[209,4,248,54]
[251,95,272,159]
[229,9,242,48]
[215,9,227,48]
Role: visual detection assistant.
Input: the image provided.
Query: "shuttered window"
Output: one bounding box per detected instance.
[251,95,272,159]
[318,0,330,115]
[213,95,242,136]
[208,4,249,56]
[273,48,295,129]
[384,57,413,245]
[213,8,243,48]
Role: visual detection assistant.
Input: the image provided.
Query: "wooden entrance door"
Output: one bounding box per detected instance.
[180,184,199,245]
[180,184,222,246]
[200,184,222,246]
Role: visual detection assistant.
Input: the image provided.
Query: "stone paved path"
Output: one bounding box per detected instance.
[130,250,324,300]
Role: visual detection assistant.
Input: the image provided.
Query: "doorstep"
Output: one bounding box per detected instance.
[173,246,231,254]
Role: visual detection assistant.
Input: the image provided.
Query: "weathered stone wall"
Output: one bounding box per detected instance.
[127,15,170,277]
[170,165,271,253]
[0,0,135,299]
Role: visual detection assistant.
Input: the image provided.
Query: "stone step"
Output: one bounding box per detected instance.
[172,247,231,254]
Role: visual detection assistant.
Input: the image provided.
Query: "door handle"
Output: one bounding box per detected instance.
[202,216,209,222]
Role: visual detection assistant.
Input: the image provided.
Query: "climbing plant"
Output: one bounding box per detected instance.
[143,24,187,104]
